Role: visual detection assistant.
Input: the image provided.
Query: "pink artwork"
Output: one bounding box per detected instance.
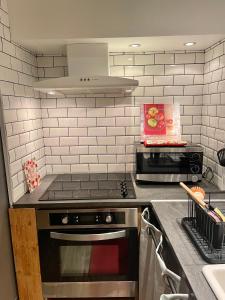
[23,159,41,193]
[141,103,187,146]
[143,104,167,136]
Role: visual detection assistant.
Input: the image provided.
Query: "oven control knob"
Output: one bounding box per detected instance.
[61,215,69,225]
[105,214,112,224]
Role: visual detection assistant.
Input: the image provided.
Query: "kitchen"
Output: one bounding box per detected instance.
[1,0,225,299]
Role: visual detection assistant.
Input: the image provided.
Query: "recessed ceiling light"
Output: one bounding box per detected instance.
[184,42,196,47]
[48,91,56,95]
[129,43,141,48]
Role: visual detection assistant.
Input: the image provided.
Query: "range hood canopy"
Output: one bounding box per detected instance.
[33,43,139,95]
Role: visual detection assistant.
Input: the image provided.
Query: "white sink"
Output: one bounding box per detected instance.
[202,265,225,300]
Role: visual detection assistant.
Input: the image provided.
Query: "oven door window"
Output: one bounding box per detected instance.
[39,228,138,282]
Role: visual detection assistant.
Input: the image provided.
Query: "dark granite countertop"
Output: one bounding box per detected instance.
[151,201,225,300]
[12,174,221,208]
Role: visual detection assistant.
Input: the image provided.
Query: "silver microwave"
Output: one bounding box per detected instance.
[135,144,203,183]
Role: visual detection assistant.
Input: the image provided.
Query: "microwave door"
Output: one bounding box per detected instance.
[139,152,189,174]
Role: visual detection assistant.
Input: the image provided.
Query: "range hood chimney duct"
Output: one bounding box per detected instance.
[67,43,109,76]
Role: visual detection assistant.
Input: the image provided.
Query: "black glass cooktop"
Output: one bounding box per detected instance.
[39,173,136,201]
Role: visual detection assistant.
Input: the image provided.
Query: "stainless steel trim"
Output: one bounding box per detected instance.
[136,173,201,182]
[136,144,203,153]
[42,281,136,298]
[50,229,126,241]
[36,208,138,229]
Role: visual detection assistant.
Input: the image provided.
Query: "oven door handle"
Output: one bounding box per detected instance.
[50,230,127,241]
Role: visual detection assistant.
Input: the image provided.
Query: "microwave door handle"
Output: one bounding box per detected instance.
[50,230,126,242]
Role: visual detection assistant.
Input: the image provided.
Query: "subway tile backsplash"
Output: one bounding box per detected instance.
[202,40,225,189]
[0,0,46,203]
[1,0,225,202]
[37,50,205,179]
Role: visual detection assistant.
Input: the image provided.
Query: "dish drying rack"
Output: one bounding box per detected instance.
[182,192,225,264]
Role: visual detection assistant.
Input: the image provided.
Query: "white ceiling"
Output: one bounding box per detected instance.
[20,35,225,55]
[7,0,225,55]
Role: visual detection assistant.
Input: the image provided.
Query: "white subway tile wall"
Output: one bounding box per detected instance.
[0,1,46,202]
[2,0,225,200]
[37,50,204,175]
[202,40,225,189]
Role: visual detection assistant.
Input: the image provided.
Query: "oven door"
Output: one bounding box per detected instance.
[38,228,138,298]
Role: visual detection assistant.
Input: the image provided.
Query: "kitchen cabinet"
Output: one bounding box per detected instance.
[139,206,195,300]
[9,208,43,300]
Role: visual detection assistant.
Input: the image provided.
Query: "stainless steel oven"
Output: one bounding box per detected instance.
[36,208,138,298]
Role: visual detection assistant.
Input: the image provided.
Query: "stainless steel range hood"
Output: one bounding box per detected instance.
[33,43,139,96]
